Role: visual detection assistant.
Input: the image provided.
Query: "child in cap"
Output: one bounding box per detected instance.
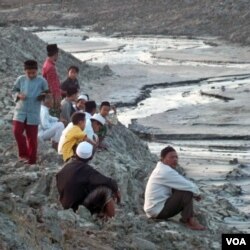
[12,60,48,164]
[73,94,89,112]
[61,65,80,98]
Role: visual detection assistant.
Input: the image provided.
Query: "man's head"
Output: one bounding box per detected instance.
[42,94,53,108]
[24,60,38,79]
[90,113,105,132]
[85,101,97,115]
[100,101,111,117]
[76,141,94,162]
[68,65,79,80]
[76,94,89,110]
[47,44,59,61]
[66,87,78,101]
[160,146,178,168]
[71,112,86,130]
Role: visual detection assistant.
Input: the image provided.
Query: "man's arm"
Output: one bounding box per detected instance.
[163,168,200,195]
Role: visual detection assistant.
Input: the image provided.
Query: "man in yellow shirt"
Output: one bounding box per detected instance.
[61,112,87,162]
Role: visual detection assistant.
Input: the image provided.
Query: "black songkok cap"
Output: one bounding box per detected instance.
[160,146,176,159]
[24,60,38,70]
[47,44,58,56]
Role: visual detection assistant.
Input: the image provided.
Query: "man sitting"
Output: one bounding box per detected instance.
[56,141,121,218]
[144,146,205,230]
[59,112,87,162]
[73,94,89,112]
[38,94,64,150]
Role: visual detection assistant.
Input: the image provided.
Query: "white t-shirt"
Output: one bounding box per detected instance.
[144,161,200,218]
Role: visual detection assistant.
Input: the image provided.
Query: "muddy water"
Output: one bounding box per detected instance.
[34,27,250,231]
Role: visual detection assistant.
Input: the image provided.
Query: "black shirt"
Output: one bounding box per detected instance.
[56,158,118,211]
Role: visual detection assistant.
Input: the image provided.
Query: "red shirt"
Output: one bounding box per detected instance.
[42,58,61,98]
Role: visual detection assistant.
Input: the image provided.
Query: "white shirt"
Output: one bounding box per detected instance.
[144,161,200,218]
[84,112,97,140]
[39,105,58,131]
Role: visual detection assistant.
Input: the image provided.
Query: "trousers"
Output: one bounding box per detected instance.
[13,120,38,164]
[156,189,194,222]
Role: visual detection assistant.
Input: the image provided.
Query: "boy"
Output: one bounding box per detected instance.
[97,101,116,146]
[60,87,78,126]
[38,94,65,150]
[73,94,89,112]
[61,65,80,98]
[42,44,61,108]
[60,112,87,162]
[12,60,48,165]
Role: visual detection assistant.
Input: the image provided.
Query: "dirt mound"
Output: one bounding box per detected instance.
[1,0,250,45]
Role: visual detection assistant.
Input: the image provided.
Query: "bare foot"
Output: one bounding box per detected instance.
[185,217,206,231]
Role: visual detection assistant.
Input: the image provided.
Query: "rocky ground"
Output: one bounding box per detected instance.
[1,119,249,250]
[1,1,250,249]
[1,0,250,45]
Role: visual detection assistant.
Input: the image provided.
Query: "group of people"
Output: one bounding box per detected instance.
[11,43,205,229]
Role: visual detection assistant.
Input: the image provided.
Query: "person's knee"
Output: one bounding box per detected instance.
[57,122,65,130]
[173,190,193,203]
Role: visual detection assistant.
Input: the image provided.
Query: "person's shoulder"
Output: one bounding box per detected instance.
[36,75,48,83]
[16,75,26,82]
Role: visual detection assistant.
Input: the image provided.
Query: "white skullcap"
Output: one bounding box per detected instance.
[76,142,93,159]
[90,113,105,126]
[77,94,89,101]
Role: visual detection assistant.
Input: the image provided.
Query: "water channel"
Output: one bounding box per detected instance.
[32,26,250,231]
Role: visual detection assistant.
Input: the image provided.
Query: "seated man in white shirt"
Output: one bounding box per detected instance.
[38,94,64,150]
[144,146,205,230]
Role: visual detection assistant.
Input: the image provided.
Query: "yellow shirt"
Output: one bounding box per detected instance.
[61,125,86,161]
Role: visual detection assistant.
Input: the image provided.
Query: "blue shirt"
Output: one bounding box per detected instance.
[12,75,48,125]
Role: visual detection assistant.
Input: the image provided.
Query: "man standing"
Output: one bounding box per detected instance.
[144,146,205,230]
[42,44,61,109]
[56,141,121,218]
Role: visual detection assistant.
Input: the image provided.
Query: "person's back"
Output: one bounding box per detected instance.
[60,112,86,161]
[56,142,120,216]
[42,44,61,101]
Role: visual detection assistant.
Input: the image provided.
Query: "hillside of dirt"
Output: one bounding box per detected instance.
[0,0,250,45]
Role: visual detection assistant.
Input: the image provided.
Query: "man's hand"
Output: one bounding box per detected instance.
[18,93,26,100]
[115,191,121,204]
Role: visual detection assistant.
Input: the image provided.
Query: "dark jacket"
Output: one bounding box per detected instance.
[60,78,80,92]
[56,158,118,211]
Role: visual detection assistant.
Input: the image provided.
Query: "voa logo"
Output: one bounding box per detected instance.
[226,238,247,246]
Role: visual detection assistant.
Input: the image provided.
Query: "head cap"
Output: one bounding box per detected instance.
[90,113,105,126]
[76,142,93,159]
